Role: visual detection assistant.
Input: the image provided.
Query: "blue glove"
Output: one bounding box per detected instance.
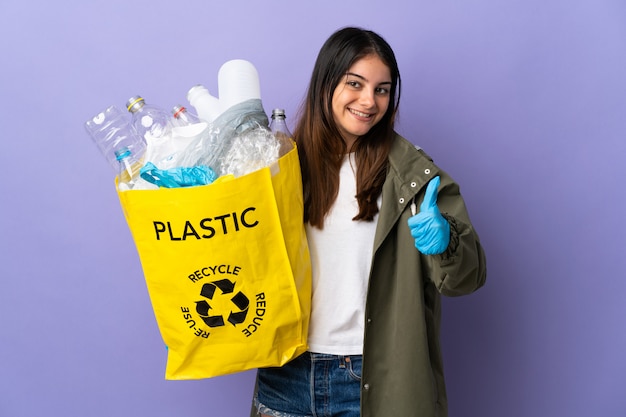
[407,176,450,255]
[140,162,217,188]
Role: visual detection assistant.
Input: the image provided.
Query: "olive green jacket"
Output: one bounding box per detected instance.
[252,134,487,416]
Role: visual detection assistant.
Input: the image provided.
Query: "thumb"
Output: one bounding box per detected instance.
[420,176,441,212]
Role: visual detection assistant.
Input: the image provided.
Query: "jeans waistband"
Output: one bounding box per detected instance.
[307,352,362,361]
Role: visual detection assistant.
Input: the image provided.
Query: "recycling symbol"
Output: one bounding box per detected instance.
[195,279,249,328]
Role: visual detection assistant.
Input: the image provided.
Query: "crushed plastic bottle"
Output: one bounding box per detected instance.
[84,105,146,173]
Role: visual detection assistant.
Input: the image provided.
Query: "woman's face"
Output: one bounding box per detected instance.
[331,54,392,147]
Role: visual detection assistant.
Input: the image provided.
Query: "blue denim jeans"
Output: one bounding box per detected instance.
[255,352,362,417]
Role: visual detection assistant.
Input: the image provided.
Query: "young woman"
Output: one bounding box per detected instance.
[252,26,487,417]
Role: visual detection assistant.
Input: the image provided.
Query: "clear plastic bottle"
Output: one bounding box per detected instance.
[172,105,201,126]
[126,96,172,140]
[269,108,294,156]
[115,146,143,190]
[85,105,146,173]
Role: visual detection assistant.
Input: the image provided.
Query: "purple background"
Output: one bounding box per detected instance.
[1,1,625,416]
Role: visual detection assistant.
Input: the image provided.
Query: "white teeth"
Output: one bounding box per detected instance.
[349,108,371,118]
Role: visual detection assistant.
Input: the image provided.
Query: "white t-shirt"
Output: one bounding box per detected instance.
[306,153,379,355]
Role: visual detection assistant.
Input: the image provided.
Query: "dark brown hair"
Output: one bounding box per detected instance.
[294,27,401,228]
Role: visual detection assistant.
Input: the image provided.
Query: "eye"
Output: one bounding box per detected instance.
[375,86,390,95]
[346,79,361,88]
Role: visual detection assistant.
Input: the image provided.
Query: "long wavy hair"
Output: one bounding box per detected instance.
[294,27,401,228]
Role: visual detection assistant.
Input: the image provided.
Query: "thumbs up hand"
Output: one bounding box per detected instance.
[408,176,451,255]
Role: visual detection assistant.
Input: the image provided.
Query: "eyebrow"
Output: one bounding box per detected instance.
[346,72,392,85]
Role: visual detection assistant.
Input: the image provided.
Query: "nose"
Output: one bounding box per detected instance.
[359,88,376,108]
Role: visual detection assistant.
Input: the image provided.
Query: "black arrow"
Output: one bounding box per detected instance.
[200,283,217,299]
[228,310,248,326]
[231,292,249,310]
[195,300,213,317]
[212,279,235,294]
[202,315,225,327]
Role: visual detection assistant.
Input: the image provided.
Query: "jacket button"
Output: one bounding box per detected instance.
[399,197,405,204]
[424,168,431,175]
[410,181,417,187]
[363,383,370,390]
[367,318,372,324]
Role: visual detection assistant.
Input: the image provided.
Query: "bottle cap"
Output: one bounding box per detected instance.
[271,108,286,119]
[172,105,186,119]
[186,85,208,101]
[126,96,145,113]
[115,147,132,161]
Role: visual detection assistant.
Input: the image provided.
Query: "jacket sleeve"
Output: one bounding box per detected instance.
[421,172,487,296]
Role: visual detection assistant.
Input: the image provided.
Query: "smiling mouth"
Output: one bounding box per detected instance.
[349,108,374,118]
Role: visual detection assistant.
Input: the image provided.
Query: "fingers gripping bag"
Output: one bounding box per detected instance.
[116,144,311,380]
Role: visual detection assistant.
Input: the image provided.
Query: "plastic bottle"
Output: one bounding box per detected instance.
[126,96,172,140]
[84,105,146,173]
[187,85,222,123]
[218,59,262,111]
[172,105,201,126]
[269,109,294,156]
[115,146,143,190]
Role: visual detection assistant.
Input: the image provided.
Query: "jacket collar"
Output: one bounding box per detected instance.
[373,134,439,251]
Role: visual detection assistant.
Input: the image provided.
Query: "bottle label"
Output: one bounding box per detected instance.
[142,115,155,128]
